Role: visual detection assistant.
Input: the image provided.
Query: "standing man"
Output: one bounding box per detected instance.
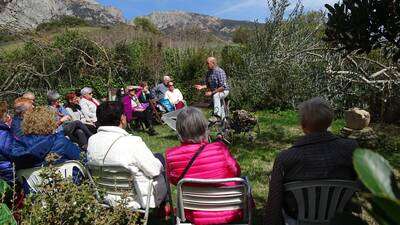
[195,57,230,119]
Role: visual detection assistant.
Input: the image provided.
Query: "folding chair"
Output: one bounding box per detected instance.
[16,160,89,193]
[176,178,252,225]
[284,180,360,225]
[88,164,153,225]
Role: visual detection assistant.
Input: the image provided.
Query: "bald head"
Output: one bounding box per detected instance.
[206,57,217,70]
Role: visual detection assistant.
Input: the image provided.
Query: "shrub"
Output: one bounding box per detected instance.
[36,16,89,32]
[132,18,160,34]
[19,166,139,225]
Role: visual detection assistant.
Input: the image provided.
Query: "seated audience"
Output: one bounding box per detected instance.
[164,81,185,110]
[79,87,99,124]
[0,101,15,185]
[165,107,242,225]
[9,107,80,169]
[152,75,175,112]
[47,90,92,150]
[87,101,167,209]
[264,97,359,225]
[64,92,97,133]
[123,86,157,136]
[11,97,34,139]
[22,92,35,106]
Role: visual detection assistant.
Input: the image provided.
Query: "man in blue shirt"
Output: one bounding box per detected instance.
[195,57,230,119]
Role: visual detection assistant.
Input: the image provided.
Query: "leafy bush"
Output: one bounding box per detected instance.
[0,180,16,225]
[19,166,139,225]
[132,18,160,34]
[0,29,16,44]
[333,149,400,225]
[221,5,328,110]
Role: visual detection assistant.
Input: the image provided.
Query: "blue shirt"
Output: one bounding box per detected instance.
[151,83,169,101]
[205,66,230,91]
[50,105,69,133]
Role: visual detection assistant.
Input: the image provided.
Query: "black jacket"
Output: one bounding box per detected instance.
[264,131,358,225]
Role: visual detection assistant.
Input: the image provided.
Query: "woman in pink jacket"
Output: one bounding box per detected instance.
[165,107,242,225]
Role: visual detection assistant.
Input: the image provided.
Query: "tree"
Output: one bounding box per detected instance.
[232,26,252,44]
[132,17,160,34]
[325,0,400,62]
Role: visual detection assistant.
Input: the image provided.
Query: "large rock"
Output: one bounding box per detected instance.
[341,127,378,149]
[344,108,371,130]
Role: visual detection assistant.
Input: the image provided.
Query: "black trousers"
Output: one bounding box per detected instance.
[64,121,93,148]
[153,153,171,202]
[133,107,153,129]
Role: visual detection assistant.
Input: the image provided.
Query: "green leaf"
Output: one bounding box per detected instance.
[353,149,395,198]
[0,204,16,225]
[0,180,11,196]
[371,196,400,223]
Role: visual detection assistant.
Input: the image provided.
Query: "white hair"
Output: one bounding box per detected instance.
[163,76,171,82]
[81,87,93,95]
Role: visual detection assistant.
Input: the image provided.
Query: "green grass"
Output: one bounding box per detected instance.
[132,109,400,225]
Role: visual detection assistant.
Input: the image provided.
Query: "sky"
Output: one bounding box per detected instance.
[97,0,339,22]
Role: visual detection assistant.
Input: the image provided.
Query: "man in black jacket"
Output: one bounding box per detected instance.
[264,97,358,225]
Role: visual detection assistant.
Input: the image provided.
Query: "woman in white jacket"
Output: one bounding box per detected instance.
[87,101,167,209]
[79,87,100,123]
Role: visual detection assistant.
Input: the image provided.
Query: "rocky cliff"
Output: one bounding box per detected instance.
[0,0,124,31]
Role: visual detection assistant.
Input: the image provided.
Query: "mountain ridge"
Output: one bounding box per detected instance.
[133,11,256,40]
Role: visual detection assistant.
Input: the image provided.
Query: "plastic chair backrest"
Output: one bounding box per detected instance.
[16,160,87,193]
[284,180,359,225]
[88,164,136,198]
[176,178,251,225]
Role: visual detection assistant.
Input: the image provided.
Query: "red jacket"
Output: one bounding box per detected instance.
[166,141,242,225]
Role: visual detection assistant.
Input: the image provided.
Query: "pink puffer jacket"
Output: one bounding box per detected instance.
[166,141,242,225]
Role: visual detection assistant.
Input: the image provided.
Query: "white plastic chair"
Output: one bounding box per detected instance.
[88,164,153,225]
[16,160,89,193]
[176,178,252,225]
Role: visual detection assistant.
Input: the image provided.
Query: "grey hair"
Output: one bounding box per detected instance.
[81,87,93,95]
[47,90,60,103]
[176,107,209,143]
[298,97,334,132]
